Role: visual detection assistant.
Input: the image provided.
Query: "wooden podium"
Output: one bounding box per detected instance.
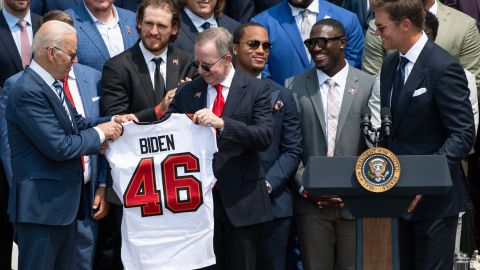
[303,155,452,270]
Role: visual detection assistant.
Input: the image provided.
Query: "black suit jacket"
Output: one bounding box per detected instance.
[171,10,240,54]
[169,70,273,227]
[101,43,197,122]
[0,11,41,87]
[380,40,475,220]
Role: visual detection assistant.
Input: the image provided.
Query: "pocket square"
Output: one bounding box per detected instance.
[92,96,100,102]
[412,88,427,97]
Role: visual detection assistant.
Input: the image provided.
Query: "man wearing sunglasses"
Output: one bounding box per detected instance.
[286,18,375,270]
[168,27,273,270]
[232,22,302,270]
[373,0,474,268]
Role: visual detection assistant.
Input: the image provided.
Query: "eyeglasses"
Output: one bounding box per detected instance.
[303,36,345,50]
[192,54,227,72]
[237,40,272,51]
[50,46,77,62]
[375,21,397,34]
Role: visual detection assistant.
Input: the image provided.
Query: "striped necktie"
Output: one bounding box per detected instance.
[52,80,73,125]
[326,78,340,157]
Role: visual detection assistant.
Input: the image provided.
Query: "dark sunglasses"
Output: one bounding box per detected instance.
[303,36,345,50]
[192,54,227,72]
[237,40,272,51]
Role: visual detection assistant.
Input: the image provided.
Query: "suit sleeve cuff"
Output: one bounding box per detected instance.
[93,127,106,143]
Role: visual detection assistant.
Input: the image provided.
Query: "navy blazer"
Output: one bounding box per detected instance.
[380,40,475,220]
[251,0,364,85]
[30,0,82,15]
[259,78,302,218]
[6,67,110,225]
[66,4,139,71]
[169,70,274,227]
[0,11,41,87]
[171,9,240,54]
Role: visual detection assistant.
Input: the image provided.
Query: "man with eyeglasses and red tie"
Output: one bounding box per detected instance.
[166,27,273,270]
[232,22,302,270]
[286,18,375,270]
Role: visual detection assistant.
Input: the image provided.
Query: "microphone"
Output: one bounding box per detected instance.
[380,107,392,137]
[361,106,372,136]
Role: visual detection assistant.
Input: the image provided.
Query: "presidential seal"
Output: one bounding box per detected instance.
[355,147,400,193]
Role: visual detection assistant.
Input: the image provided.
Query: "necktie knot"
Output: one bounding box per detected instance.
[201,21,211,30]
[214,84,223,94]
[17,19,27,29]
[399,56,409,70]
[152,57,162,67]
[325,78,336,89]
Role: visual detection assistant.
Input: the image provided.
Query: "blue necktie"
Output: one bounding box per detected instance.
[390,56,409,111]
[200,22,211,30]
[52,80,73,125]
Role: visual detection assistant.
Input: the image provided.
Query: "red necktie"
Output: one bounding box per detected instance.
[212,84,224,117]
[63,77,85,172]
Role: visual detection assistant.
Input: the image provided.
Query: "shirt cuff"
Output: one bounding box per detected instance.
[111,115,116,122]
[155,105,164,119]
[93,127,106,143]
[98,183,107,187]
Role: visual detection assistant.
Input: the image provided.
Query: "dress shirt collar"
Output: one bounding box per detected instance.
[429,0,439,15]
[399,32,429,65]
[184,7,217,29]
[316,62,349,89]
[84,2,119,25]
[289,0,319,17]
[67,68,76,81]
[139,41,168,63]
[29,60,58,88]
[2,8,32,29]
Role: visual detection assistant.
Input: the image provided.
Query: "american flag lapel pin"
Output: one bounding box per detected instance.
[347,88,356,95]
[195,91,202,98]
[126,26,132,35]
[172,58,179,65]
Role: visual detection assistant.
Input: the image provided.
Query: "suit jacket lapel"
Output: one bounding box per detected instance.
[26,68,75,132]
[117,9,136,49]
[277,3,310,67]
[76,5,110,61]
[180,11,198,47]
[129,43,156,104]
[73,64,94,118]
[305,68,327,135]
[390,43,431,136]
[0,13,22,71]
[222,72,247,117]
[336,68,358,143]
[166,47,180,91]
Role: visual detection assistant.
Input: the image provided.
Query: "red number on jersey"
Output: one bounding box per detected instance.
[123,157,162,216]
[162,153,203,213]
[123,153,203,216]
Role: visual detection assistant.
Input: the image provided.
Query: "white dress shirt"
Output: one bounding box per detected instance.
[206,65,235,111]
[316,63,349,126]
[184,7,218,33]
[84,3,125,57]
[2,8,33,57]
[139,42,167,90]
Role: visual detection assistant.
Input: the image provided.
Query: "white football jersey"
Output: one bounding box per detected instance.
[106,113,217,270]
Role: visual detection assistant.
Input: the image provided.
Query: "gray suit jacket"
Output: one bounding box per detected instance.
[362,0,480,94]
[286,66,375,218]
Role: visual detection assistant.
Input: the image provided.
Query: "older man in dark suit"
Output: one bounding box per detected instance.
[170,0,240,54]
[373,0,475,268]
[167,27,273,270]
[5,20,134,270]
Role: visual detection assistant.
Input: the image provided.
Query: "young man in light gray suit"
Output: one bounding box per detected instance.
[286,18,375,270]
